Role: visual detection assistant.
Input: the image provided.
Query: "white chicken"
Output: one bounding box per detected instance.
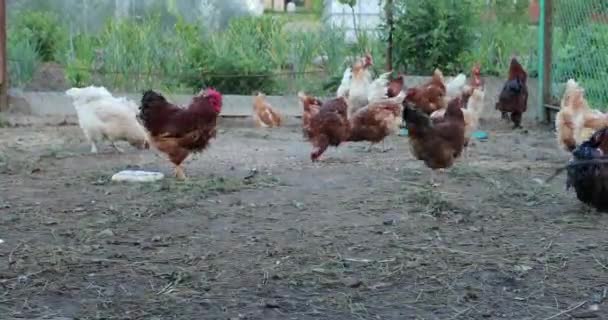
[336,67,352,98]
[445,73,468,102]
[555,79,608,152]
[336,54,374,116]
[66,86,149,153]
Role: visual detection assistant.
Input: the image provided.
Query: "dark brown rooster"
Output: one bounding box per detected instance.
[138,89,222,179]
[496,57,528,128]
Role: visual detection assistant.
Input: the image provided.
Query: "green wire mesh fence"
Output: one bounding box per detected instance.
[549,0,608,109]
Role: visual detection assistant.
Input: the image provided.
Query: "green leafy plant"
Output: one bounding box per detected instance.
[11,11,67,62]
[7,37,39,87]
[552,23,608,108]
[390,0,478,75]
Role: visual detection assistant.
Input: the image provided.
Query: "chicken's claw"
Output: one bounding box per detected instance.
[175,166,186,180]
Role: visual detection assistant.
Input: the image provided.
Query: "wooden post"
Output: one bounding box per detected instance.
[385,0,393,71]
[0,0,7,112]
[538,0,552,123]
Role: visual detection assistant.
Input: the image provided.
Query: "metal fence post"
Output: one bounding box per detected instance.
[538,0,553,124]
[0,0,7,112]
[385,0,393,71]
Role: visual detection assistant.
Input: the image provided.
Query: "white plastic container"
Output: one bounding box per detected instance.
[111,170,164,183]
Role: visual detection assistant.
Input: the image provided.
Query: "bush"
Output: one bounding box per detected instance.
[11,11,66,62]
[460,23,538,77]
[390,0,478,75]
[7,37,39,87]
[553,23,608,108]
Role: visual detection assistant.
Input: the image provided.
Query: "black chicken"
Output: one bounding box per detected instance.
[566,127,608,211]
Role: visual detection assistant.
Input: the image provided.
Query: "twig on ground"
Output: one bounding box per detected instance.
[591,255,608,271]
[8,242,24,267]
[542,301,586,320]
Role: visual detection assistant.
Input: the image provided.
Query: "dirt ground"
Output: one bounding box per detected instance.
[1,114,607,320]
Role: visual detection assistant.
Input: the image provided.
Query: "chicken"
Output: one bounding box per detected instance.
[252,92,282,128]
[336,67,352,98]
[431,87,486,149]
[306,96,351,161]
[367,71,405,103]
[298,91,323,139]
[445,73,467,101]
[138,88,222,180]
[496,57,528,128]
[349,91,406,152]
[566,127,608,212]
[337,54,374,115]
[470,63,484,89]
[66,85,149,153]
[405,69,447,115]
[403,95,465,185]
[556,79,608,153]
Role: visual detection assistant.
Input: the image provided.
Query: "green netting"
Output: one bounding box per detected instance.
[551,0,608,108]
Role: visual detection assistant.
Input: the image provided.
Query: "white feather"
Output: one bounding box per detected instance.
[367,71,393,103]
[66,86,148,153]
[445,73,467,99]
[336,67,352,97]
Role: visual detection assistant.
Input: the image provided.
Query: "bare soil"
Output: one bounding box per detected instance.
[1,116,607,320]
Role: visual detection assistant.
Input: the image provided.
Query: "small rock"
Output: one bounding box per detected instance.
[264,300,280,309]
[343,277,363,288]
[43,219,58,226]
[152,235,162,242]
[383,218,396,226]
[97,229,115,238]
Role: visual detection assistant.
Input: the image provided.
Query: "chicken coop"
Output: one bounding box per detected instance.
[538,0,608,123]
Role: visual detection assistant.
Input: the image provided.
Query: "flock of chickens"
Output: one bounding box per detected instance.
[64,51,608,211]
[275,53,526,185]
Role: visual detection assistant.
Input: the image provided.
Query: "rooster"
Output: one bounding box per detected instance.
[306,96,351,161]
[566,128,608,212]
[336,54,374,115]
[138,88,222,180]
[403,96,465,186]
[298,91,323,139]
[349,91,406,152]
[496,57,528,128]
[253,92,282,128]
[66,86,149,153]
[556,79,608,154]
[405,69,447,115]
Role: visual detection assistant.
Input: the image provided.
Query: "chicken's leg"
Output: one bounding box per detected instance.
[429,170,439,188]
[366,142,374,152]
[311,137,329,162]
[381,139,393,153]
[90,143,98,154]
[174,165,186,180]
